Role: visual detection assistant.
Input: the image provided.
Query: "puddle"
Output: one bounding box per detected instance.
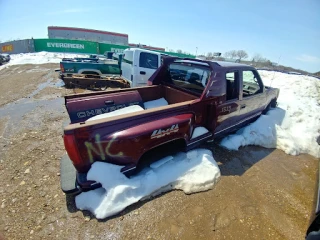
[0,75,66,139]
[0,75,66,158]
[54,79,65,88]
[0,97,64,140]
[25,68,51,73]
[214,145,273,176]
[27,77,54,98]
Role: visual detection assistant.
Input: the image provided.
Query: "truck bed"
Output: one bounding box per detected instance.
[65,85,198,124]
[64,85,201,173]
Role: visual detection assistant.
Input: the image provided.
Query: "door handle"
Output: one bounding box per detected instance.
[140,71,146,75]
[240,104,246,109]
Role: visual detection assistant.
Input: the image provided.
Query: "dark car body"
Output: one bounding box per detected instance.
[0,53,10,63]
[61,57,279,194]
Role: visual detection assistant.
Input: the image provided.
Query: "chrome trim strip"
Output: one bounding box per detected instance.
[122,167,136,173]
[214,112,261,135]
[187,134,213,146]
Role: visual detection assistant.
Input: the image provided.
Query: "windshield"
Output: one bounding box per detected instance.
[167,62,211,94]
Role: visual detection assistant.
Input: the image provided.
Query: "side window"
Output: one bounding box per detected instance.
[139,52,159,69]
[242,70,261,97]
[226,71,239,101]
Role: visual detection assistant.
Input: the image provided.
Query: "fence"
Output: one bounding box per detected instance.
[0,39,35,54]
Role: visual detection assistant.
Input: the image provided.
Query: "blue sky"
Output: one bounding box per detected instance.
[0,0,319,72]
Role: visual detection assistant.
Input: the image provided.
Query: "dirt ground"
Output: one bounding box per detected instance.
[0,64,318,240]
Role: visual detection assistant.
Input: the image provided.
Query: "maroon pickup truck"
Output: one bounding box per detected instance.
[61,57,279,194]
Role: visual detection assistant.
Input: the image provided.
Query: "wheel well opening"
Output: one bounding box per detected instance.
[134,139,186,174]
[82,71,99,75]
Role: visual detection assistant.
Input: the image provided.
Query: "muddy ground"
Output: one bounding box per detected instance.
[0,64,318,240]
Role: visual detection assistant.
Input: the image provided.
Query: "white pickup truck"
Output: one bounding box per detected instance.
[60,48,166,89]
[121,48,164,87]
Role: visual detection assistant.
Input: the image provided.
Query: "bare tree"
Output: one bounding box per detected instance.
[236,50,248,60]
[252,54,269,63]
[265,60,273,67]
[168,49,175,52]
[252,53,266,62]
[231,51,238,58]
[224,50,237,59]
[252,54,262,62]
[176,49,182,53]
[206,52,213,58]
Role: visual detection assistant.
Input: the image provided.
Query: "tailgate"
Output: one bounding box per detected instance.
[65,90,144,123]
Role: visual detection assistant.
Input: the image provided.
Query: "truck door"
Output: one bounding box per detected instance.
[239,69,266,118]
[213,70,242,135]
[133,51,160,87]
[121,50,134,85]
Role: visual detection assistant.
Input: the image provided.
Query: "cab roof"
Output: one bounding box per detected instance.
[212,61,251,68]
[171,58,255,70]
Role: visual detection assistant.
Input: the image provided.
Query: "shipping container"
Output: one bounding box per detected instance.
[34,39,99,54]
[0,39,35,54]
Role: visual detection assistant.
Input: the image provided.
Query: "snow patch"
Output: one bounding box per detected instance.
[191,127,209,139]
[86,105,144,122]
[144,98,168,109]
[0,51,89,71]
[75,149,220,219]
[150,156,173,169]
[221,70,320,158]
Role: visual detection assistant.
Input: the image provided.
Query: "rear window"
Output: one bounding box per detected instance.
[167,62,211,94]
[123,51,133,64]
[139,52,159,69]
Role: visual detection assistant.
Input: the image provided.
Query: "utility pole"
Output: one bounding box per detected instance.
[195,47,198,56]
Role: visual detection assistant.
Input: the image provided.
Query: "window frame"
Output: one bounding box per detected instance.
[241,69,264,98]
[165,62,211,96]
[225,70,240,101]
[139,52,159,69]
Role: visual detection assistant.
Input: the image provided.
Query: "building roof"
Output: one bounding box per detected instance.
[48,26,128,38]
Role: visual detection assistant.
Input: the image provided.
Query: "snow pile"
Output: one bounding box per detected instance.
[191,127,209,139]
[144,98,168,109]
[0,51,88,69]
[150,156,173,169]
[87,105,144,122]
[75,149,220,219]
[221,70,320,158]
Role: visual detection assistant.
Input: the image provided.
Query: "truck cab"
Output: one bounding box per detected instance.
[121,48,162,87]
